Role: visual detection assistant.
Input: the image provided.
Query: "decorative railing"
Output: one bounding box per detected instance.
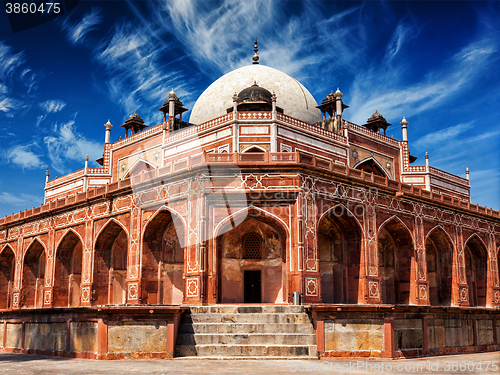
[238,111,272,120]
[45,169,84,188]
[165,113,233,144]
[429,166,469,186]
[404,166,427,173]
[278,113,346,143]
[344,120,400,147]
[112,123,163,149]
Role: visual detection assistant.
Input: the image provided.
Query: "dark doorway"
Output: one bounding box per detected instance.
[244,270,261,303]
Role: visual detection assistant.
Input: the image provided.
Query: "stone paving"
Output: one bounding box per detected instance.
[0,351,499,375]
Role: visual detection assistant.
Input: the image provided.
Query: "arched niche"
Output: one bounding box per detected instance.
[464,236,487,307]
[354,158,388,178]
[93,220,128,305]
[378,218,414,304]
[54,231,83,308]
[0,246,15,310]
[318,205,362,304]
[425,227,454,306]
[21,240,46,309]
[216,210,287,304]
[242,145,266,153]
[124,159,156,179]
[142,209,185,305]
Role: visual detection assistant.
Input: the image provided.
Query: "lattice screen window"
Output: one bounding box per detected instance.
[243,233,262,259]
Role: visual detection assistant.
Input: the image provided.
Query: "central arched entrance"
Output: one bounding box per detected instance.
[216,208,287,304]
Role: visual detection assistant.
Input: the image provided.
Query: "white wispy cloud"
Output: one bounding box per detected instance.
[0,41,29,117]
[413,122,475,149]
[96,21,193,122]
[0,98,19,113]
[348,37,498,124]
[63,8,102,44]
[160,0,363,81]
[43,118,103,174]
[39,99,66,113]
[5,143,45,169]
[0,192,42,206]
[36,114,46,126]
[162,0,276,73]
[0,41,24,79]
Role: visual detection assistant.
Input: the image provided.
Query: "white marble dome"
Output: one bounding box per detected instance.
[189,64,323,125]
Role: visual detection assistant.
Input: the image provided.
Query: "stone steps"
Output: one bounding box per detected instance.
[175,344,317,357]
[175,305,317,359]
[178,322,314,334]
[177,333,316,345]
[186,313,310,324]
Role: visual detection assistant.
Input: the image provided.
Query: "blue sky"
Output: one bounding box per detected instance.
[0,0,499,217]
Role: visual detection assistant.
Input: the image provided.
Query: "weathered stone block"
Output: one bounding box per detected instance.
[477,320,494,346]
[108,321,167,353]
[324,319,383,351]
[25,323,66,351]
[6,323,22,348]
[70,322,97,353]
[394,319,423,349]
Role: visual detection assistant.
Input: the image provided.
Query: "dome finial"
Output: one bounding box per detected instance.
[252,39,259,65]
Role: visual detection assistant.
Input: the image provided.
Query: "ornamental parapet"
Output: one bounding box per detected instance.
[345,120,400,147]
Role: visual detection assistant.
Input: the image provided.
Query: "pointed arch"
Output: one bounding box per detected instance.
[141,206,186,305]
[94,217,129,242]
[464,233,488,250]
[0,245,15,309]
[425,225,454,306]
[21,238,46,309]
[141,205,187,246]
[378,216,415,305]
[377,215,415,245]
[425,224,454,246]
[123,158,157,179]
[464,233,487,307]
[353,157,390,178]
[93,219,128,305]
[0,244,15,257]
[54,229,83,308]
[318,203,365,238]
[215,206,288,304]
[241,145,267,153]
[23,238,47,259]
[54,228,84,257]
[214,205,289,239]
[318,202,363,304]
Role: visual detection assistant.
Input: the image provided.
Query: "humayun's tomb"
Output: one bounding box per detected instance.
[0,43,498,360]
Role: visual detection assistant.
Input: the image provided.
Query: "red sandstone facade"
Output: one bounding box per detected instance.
[0,62,499,359]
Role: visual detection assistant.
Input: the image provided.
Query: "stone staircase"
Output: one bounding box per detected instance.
[175,305,317,359]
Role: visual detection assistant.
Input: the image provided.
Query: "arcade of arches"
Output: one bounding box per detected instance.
[0,206,498,309]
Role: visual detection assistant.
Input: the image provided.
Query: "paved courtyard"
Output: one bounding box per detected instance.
[0,352,498,375]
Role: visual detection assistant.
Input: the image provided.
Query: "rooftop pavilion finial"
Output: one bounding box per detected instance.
[252,39,259,65]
